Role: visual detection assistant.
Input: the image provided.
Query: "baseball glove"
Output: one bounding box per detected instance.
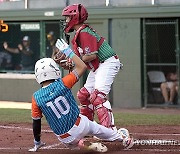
[53,50,66,64]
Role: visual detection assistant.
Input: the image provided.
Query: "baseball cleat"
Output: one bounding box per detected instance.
[28,147,38,152]
[28,142,46,152]
[118,128,134,149]
[123,135,134,149]
[118,128,130,139]
[88,142,108,153]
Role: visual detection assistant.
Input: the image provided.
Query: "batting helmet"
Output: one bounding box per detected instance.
[34,58,61,84]
[62,4,88,33]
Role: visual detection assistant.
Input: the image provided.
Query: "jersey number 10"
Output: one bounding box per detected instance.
[47,96,70,119]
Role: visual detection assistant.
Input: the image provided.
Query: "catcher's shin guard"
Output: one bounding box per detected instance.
[77,87,94,121]
[90,90,115,128]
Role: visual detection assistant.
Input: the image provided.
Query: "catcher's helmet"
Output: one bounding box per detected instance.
[62,4,88,33]
[34,58,61,84]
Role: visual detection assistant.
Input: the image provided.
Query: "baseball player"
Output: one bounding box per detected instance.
[29,39,133,152]
[60,4,123,129]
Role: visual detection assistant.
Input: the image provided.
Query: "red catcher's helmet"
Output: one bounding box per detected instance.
[62,4,88,33]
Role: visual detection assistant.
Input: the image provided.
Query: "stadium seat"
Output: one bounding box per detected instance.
[147,71,166,104]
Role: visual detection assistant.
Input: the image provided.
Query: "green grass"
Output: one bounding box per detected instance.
[0,108,32,123]
[114,113,180,126]
[0,108,179,126]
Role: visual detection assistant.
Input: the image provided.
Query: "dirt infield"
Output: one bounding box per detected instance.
[0,123,179,153]
[0,104,179,154]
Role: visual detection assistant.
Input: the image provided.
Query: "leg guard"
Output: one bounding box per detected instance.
[77,87,94,121]
[90,89,115,128]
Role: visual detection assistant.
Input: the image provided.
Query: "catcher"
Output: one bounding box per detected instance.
[29,39,133,152]
[58,4,123,130]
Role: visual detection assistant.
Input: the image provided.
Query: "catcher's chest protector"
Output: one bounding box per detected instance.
[71,24,100,71]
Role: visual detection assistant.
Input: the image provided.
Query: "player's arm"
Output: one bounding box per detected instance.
[55,39,87,88]
[71,54,87,78]
[79,32,99,62]
[62,57,86,89]
[33,119,41,142]
[81,54,97,62]
[31,96,42,140]
[55,39,87,77]
[29,96,45,152]
[76,46,97,62]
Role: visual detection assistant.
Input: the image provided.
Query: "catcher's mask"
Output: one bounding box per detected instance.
[34,58,61,84]
[62,4,88,33]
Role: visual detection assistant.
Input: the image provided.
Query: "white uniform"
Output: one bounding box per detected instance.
[57,114,123,147]
[84,56,120,95]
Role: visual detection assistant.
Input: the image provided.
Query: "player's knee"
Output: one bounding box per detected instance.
[90,89,107,108]
[80,107,94,121]
[77,87,90,104]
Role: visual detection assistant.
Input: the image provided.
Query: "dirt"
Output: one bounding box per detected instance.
[0,108,179,154]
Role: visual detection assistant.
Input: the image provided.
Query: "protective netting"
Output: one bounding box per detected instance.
[143,18,179,105]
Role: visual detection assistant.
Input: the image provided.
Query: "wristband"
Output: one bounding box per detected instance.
[69,52,75,59]
[63,47,73,57]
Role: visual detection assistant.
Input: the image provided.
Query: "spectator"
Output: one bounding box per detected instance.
[0,51,12,69]
[161,72,178,105]
[46,31,57,58]
[3,36,34,71]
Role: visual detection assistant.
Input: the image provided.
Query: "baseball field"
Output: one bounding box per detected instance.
[0,101,179,154]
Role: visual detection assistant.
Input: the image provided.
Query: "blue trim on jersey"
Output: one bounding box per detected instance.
[33,78,80,135]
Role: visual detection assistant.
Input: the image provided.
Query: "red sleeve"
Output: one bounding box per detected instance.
[31,96,43,119]
[79,32,98,54]
[62,72,77,89]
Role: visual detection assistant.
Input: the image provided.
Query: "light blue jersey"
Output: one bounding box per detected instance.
[33,78,80,135]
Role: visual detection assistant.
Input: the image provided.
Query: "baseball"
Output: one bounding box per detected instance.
[88,142,108,153]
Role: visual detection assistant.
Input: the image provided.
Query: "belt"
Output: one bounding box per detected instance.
[101,55,119,63]
[59,116,81,139]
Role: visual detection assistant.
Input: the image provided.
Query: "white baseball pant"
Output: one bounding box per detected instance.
[84,56,121,128]
[56,114,123,147]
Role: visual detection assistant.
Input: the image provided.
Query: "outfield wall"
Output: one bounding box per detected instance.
[1,6,180,107]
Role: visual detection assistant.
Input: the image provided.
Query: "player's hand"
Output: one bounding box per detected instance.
[55,39,73,57]
[18,44,23,51]
[3,42,8,49]
[28,140,46,152]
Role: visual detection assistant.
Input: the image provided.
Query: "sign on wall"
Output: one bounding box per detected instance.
[20,23,40,31]
[0,20,8,32]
